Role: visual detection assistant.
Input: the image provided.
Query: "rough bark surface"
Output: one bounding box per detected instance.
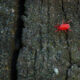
[17,0,80,80]
[0,0,18,80]
[0,0,80,80]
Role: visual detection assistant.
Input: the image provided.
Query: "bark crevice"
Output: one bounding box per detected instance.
[65,32,72,80]
[61,0,66,19]
[11,0,25,80]
[39,0,43,50]
[76,0,79,13]
[33,50,37,80]
[61,0,72,80]
[47,0,50,62]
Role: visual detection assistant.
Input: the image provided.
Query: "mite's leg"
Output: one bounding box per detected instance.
[62,19,65,24]
[55,30,59,32]
[68,29,72,31]
[66,20,72,24]
[54,24,60,28]
[65,30,67,33]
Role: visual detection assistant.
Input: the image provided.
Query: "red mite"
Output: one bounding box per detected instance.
[54,20,72,32]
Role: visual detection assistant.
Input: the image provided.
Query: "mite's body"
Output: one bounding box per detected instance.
[54,20,72,32]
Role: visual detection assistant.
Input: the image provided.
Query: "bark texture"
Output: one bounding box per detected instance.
[0,0,80,80]
[17,0,80,80]
[0,0,18,80]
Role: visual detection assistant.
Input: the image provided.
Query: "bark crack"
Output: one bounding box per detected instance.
[76,0,79,14]
[77,0,80,24]
[62,0,66,19]
[65,33,72,80]
[11,0,25,80]
[61,0,72,80]
[39,0,43,51]
[47,0,50,63]
[33,50,37,80]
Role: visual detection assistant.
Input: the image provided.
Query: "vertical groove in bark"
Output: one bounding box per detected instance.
[76,0,79,13]
[33,50,37,80]
[39,0,44,72]
[65,33,72,80]
[47,0,50,60]
[77,0,80,24]
[11,0,25,80]
[39,0,43,51]
[62,0,66,19]
[61,0,72,80]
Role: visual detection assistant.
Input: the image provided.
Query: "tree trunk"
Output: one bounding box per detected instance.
[0,0,80,80]
[17,0,80,80]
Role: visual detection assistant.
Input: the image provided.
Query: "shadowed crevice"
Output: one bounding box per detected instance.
[77,0,80,24]
[39,0,43,50]
[61,0,72,80]
[76,0,79,14]
[65,33,72,80]
[65,33,72,65]
[62,0,66,19]
[47,0,50,55]
[33,50,37,80]
[46,0,50,66]
[11,0,25,80]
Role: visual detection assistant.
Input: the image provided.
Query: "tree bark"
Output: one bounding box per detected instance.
[0,0,18,80]
[0,0,80,80]
[17,0,80,80]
